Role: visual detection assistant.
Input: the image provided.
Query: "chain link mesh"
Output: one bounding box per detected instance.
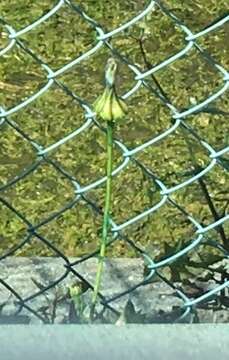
[0,0,228,323]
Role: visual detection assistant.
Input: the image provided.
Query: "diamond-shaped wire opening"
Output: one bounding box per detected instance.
[0,44,48,110]
[10,85,89,147]
[197,22,229,68]
[0,161,75,224]
[111,5,186,73]
[0,1,55,29]
[59,45,136,104]
[51,125,126,187]
[145,47,225,110]
[19,2,97,70]
[0,202,28,257]
[186,94,229,151]
[170,163,229,229]
[136,125,211,188]
[0,122,36,187]
[36,198,102,257]
[115,87,173,148]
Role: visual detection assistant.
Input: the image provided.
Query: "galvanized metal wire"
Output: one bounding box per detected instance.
[0,0,228,323]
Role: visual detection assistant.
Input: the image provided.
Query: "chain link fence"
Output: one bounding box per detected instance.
[0,0,228,323]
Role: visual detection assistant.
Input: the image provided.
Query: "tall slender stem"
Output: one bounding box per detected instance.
[91,120,114,316]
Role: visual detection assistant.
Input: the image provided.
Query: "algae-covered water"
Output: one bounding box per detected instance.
[0,0,228,267]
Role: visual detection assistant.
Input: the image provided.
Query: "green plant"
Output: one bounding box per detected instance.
[91,58,127,317]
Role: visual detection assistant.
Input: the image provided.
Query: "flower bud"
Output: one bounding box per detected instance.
[94,87,127,122]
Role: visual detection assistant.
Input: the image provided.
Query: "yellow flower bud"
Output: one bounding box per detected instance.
[94,87,127,122]
[93,57,127,122]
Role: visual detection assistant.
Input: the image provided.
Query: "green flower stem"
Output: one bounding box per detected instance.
[90,58,127,319]
[91,120,114,315]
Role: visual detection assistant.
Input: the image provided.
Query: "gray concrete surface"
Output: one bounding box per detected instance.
[0,324,228,360]
[0,257,228,323]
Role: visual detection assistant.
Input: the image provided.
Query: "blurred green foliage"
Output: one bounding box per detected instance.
[0,0,228,265]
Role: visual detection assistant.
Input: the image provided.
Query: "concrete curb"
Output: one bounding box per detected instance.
[0,324,228,360]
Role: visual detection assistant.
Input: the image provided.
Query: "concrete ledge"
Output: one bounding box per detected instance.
[0,257,228,323]
[0,324,228,360]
